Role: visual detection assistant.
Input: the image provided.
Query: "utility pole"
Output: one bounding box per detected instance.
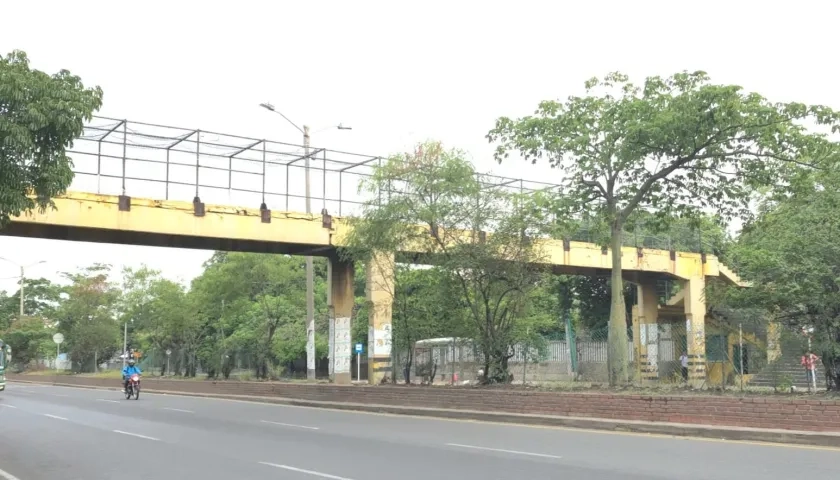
[122,321,128,368]
[259,102,351,381]
[18,265,24,317]
[304,124,316,380]
[0,258,45,318]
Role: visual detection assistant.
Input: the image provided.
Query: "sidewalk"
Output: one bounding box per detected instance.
[11,377,840,448]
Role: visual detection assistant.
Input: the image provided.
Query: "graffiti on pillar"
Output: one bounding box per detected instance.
[646,324,659,372]
[334,317,352,374]
[307,325,316,371]
[373,323,392,357]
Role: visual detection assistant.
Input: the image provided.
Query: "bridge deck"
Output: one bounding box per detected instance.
[3,192,745,284]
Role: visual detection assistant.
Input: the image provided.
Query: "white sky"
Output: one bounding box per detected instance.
[0,0,837,293]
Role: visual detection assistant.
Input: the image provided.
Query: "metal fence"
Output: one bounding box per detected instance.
[390,322,821,391]
[67,116,557,218]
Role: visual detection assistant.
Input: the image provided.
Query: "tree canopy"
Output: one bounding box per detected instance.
[725,168,840,390]
[488,70,840,384]
[341,141,550,383]
[0,50,103,227]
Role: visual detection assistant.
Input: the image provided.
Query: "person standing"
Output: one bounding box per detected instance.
[801,350,819,393]
[679,352,689,383]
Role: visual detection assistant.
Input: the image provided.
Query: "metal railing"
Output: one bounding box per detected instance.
[67,116,558,218]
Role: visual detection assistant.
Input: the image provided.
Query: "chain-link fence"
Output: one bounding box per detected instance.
[384,321,821,391]
[389,328,634,385]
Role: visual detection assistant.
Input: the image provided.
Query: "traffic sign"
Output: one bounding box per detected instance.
[52,333,64,345]
[355,343,363,354]
[166,349,172,356]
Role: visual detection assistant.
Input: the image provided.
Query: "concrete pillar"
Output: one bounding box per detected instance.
[366,252,394,384]
[633,282,660,383]
[330,258,354,385]
[683,276,707,385]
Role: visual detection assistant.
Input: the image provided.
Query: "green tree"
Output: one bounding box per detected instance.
[120,266,194,375]
[342,141,546,383]
[189,252,327,379]
[0,277,61,330]
[55,264,120,371]
[3,316,53,370]
[0,50,103,227]
[488,71,840,384]
[391,265,469,383]
[726,169,840,390]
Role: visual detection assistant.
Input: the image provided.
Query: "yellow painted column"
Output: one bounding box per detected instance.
[631,301,642,382]
[330,258,355,385]
[683,276,707,385]
[635,282,660,383]
[767,322,781,363]
[366,252,394,384]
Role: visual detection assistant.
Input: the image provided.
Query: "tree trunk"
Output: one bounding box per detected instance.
[608,222,629,385]
[404,347,413,385]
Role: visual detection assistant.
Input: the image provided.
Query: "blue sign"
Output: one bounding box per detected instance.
[355,343,364,354]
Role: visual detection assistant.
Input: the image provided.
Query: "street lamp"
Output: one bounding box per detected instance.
[259,102,352,380]
[0,257,46,317]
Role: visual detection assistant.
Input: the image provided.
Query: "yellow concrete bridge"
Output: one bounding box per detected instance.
[3,191,747,384]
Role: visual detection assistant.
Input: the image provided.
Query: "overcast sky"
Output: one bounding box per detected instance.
[1,0,837,293]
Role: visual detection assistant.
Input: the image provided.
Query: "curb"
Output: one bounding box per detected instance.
[12,379,840,448]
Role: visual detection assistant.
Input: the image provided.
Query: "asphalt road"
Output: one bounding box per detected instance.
[0,383,838,480]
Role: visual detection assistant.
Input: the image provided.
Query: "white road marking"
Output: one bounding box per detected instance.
[49,394,69,397]
[259,463,352,479]
[113,430,160,441]
[163,407,194,413]
[43,414,68,421]
[260,420,319,430]
[445,443,563,459]
[0,466,22,480]
[97,399,120,404]
[0,405,17,409]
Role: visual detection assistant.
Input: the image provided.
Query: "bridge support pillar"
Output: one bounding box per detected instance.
[632,281,660,383]
[330,258,355,385]
[366,252,394,384]
[683,276,707,386]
